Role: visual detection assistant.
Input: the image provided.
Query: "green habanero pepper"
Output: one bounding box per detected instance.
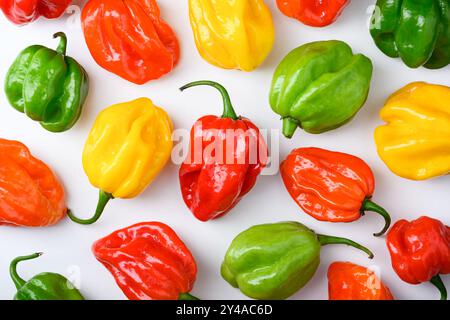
[269,40,373,139]
[4,32,89,132]
[370,0,450,69]
[221,221,374,300]
[10,253,85,300]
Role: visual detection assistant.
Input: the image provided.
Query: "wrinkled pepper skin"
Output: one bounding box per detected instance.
[188,0,275,71]
[179,81,267,222]
[68,98,173,225]
[370,0,450,69]
[0,139,67,227]
[0,0,71,25]
[221,221,373,300]
[5,32,89,133]
[280,148,391,236]
[93,222,199,300]
[277,0,350,27]
[374,82,450,181]
[10,253,84,300]
[269,40,373,138]
[82,0,180,84]
[328,261,394,300]
[387,216,450,300]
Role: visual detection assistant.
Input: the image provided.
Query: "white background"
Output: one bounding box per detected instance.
[0,0,448,300]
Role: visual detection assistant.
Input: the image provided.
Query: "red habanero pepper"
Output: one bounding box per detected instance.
[92,222,199,300]
[179,81,268,222]
[328,261,394,300]
[0,0,71,25]
[280,147,391,236]
[277,0,350,27]
[387,216,450,300]
[0,138,67,227]
[81,0,180,85]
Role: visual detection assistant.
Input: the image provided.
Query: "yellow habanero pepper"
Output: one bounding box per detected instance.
[188,0,275,71]
[68,98,173,225]
[374,82,450,181]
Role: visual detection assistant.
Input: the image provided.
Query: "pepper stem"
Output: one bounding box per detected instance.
[317,234,374,259]
[53,32,67,55]
[180,80,239,120]
[68,190,113,225]
[430,275,447,300]
[362,199,392,237]
[178,292,200,300]
[10,252,43,290]
[282,117,298,139]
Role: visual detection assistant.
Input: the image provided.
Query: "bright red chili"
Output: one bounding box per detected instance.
[277,0,350,27]
[280,147,391,236]
[0,0,71,25]
[0,138,67,227]
[179,81,267,222]
[92,222,199,300]
[387,216,450,300]
[81,0,180,85]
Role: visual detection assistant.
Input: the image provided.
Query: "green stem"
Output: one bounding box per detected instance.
[430,275,447,300]
[178,292,200,300]
[361,199,392,237]
[180,80,239,120]
[282,117,298,139]
[10,253,43,290]
[53,32,67,55]
[317,234,374,259]
[68,190,113,225]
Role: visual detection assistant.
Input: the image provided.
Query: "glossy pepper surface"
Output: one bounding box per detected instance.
[328,261,394,300]
[188,0,275,71]
[93,222,199,300]
[277,0,350,27]
[0,138,67,227]
[270,40,373,138]
[387,216,450,300]
[375,82,450,181]
[179,81,267,222]
[281,148,391,236]
[221,221,373,300]
[5,32,89,133]
[0,0,71,25]
[82,0,180,84]
[370,0,450,69]
[68,98,173,225]
[10,253,84,300]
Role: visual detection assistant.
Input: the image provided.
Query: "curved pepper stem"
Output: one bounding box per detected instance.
[53,32,67,55]
[10,252,43,290]
[68,190,114,225]
[282,117,298,139]
[179,292,200,300]
[317,234,374,259]
[430,275,447,300]
[180,80,239,120]
[362,199,392,237]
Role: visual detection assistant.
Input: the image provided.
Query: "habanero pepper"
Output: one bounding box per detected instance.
[10,253,84,300]
[68,98,173,225]
[82,0,179,85]
[92,222,199,300]
[0,0,71,25]
[277,0,350,27]
[5,32,89,133]
[280,147,391,237]
[222,221,373,300]
[328,261,394,300]
[0,138,67,227]
[387,216,450,300]
[179,81,267,222]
